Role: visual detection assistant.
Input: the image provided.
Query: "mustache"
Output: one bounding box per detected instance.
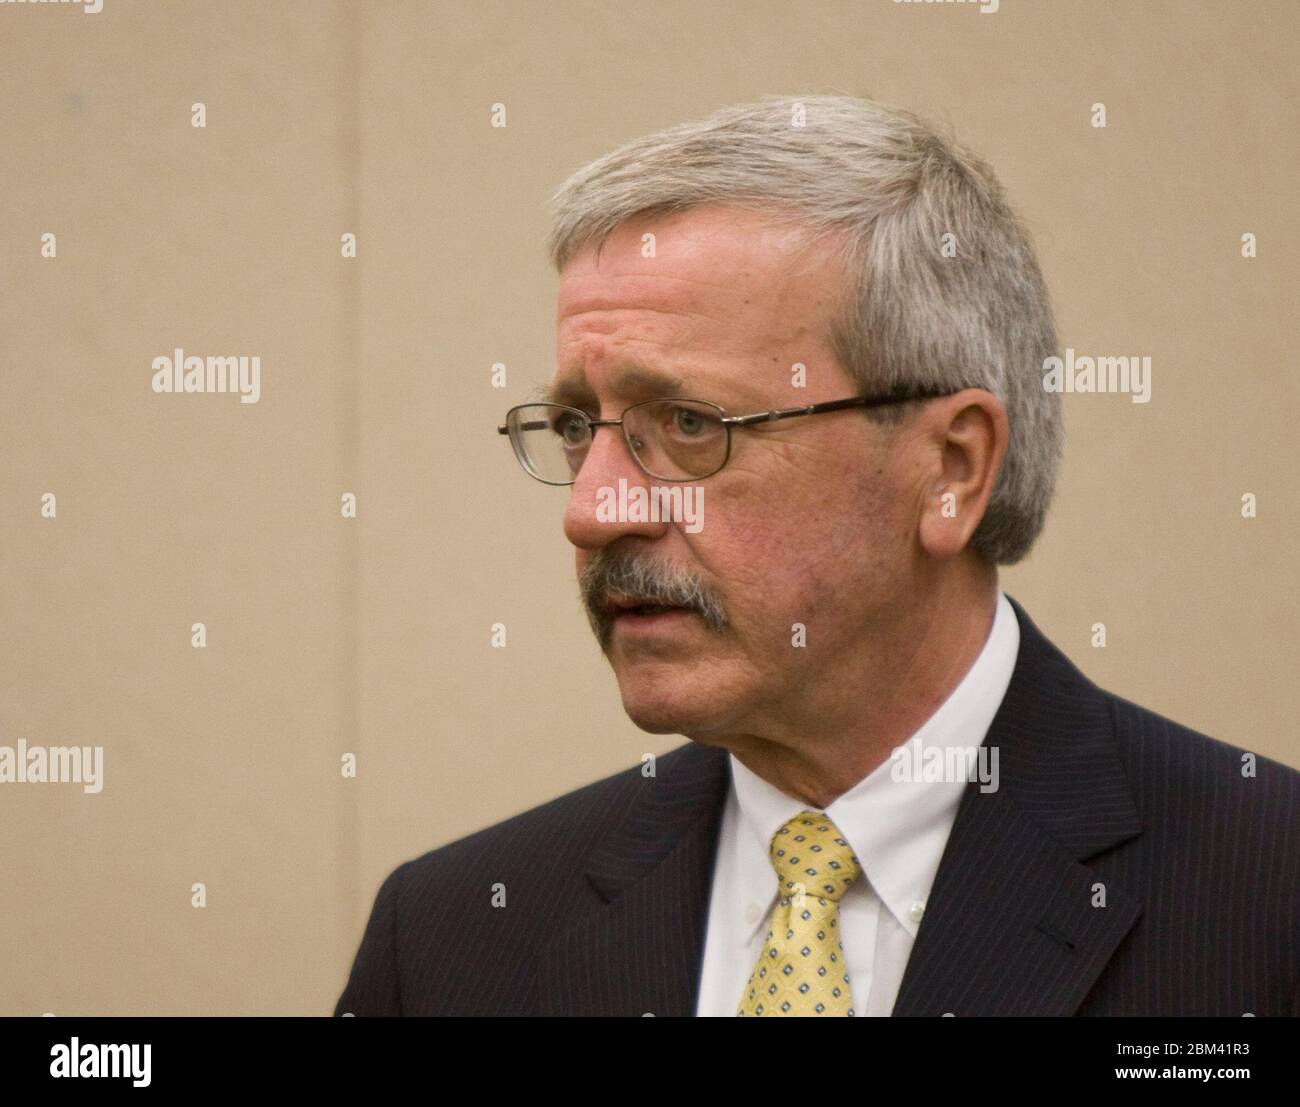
[579,548,728,646]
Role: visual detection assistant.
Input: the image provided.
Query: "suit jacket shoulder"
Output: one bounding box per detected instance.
[1074,685,1299,1015]
[333,742,726,1015]
[890,595,1299,1016]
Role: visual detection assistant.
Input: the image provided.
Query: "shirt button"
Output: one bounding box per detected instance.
[745,902,763,925]
[908,901,925,924]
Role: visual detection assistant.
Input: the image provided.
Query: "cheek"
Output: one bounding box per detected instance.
[693,480,874,626]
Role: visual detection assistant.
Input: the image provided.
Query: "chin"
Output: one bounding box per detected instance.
[615,671,718,735]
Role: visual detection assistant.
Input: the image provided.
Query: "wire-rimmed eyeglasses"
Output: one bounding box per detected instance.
[496,385,962,484]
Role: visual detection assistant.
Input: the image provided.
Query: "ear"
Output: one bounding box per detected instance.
[916,389,1009,560]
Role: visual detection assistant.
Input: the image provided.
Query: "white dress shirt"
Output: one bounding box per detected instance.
[695,590,1020,1016]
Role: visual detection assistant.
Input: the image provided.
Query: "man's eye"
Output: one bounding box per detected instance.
[672,407,713,436]
[553,414,588,445]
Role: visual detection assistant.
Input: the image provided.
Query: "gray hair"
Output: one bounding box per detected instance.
[546,94,1062,565]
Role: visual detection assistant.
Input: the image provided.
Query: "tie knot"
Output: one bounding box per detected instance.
[768,811,860,902]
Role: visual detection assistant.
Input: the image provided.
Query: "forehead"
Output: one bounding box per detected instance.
[556,204,839,322]
[554,205,849,400]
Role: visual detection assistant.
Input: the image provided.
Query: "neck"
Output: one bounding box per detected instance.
[715,558,999,809]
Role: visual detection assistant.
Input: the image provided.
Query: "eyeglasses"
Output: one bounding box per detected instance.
[497,385,962,484]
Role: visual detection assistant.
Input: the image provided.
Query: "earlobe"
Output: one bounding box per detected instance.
[917,484,973,560]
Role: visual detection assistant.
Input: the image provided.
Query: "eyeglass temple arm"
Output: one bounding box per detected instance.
[722,388,954,428]
[498,387,959,432]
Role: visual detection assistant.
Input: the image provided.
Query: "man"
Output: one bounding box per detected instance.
[335,95,1298,1016]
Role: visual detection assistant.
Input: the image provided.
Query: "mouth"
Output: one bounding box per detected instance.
[605,595,697,625]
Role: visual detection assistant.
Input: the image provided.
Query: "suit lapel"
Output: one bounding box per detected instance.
[535,741,730,1016]
[891,596,1144,1015]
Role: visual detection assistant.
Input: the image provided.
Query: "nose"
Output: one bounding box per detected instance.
[562,422,671,551]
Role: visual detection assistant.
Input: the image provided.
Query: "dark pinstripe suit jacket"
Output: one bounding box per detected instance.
[335,596,1300,1016]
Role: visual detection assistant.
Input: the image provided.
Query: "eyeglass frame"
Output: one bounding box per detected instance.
[497,383,967,485]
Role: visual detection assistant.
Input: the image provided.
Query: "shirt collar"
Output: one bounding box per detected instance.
[729,590,1020,939]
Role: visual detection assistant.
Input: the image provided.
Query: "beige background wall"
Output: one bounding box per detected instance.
[1,0,1295,1015]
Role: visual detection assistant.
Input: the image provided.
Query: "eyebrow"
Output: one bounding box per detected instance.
[544,362,688,408]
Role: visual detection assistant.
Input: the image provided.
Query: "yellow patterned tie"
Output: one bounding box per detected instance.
[736,810,862,1016]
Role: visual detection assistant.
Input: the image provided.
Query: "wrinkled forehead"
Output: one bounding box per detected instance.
[553,209,852,409]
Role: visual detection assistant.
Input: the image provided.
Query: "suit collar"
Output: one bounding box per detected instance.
[536,741,729,1016]
[583,741,731,905]
[545,594,1144,1015]
[974,594,1143,861]
[892,595,1144,1014]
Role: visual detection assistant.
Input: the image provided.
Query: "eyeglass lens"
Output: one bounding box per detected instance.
[506,400,727,483]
